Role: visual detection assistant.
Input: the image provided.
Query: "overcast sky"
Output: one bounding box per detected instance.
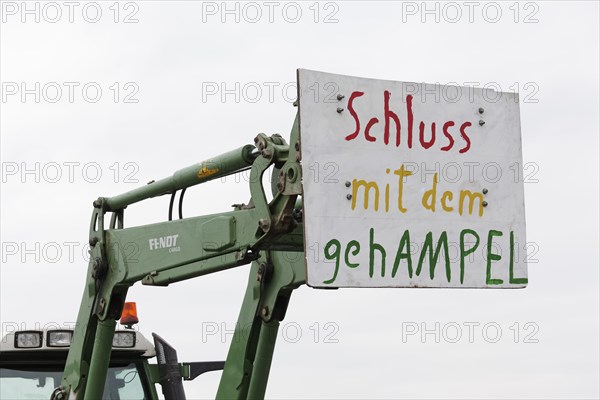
[1,1,599,399]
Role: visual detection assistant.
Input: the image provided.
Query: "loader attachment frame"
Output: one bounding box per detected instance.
[54,115,306,400]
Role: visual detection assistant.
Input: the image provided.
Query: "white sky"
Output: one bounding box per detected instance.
[1,1,599,399]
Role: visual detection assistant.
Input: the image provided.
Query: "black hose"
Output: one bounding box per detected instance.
[168,191,176,221]
[178,188,186,219]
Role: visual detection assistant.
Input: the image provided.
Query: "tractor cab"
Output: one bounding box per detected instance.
[0,324,224,399]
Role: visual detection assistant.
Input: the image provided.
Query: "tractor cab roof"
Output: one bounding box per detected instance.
[0,328,156,364]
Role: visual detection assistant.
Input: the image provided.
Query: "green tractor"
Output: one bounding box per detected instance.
[2,70,526,399]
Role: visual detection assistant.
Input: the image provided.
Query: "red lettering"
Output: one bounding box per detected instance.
[345,91,365,141]
[343,90,473,154]
[365,117,379,142]
[406,95,414,148]
[459,122,472,153]
[419,122,436,149]
[384,91,401,146]
[441,121,455,151]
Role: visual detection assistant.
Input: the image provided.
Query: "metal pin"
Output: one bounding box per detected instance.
[479,107,484,114]
[337,94,345,101]
[482,188,488,194]
[346,194,352,200]
[337,107,344,113]
[479,120,485,126]
[482,201,488,207]
[345,181,351,187]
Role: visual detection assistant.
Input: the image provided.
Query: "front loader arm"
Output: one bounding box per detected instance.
[54,115,306,400]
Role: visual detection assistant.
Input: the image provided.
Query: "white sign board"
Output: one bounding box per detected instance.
[298,69,527,288]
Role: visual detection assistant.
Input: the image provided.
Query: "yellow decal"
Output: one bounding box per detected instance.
[198,163,219,179]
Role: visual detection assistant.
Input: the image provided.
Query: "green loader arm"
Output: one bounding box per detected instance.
[53,115,307,400]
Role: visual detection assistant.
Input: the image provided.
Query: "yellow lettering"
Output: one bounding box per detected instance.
[441,191,454,212]
[352,179,380,211]
[459,190,485,217]
[394,165,413,213]
[422,173,438,212]
[385,183,390,212]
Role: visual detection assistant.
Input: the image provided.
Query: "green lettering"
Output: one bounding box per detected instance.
[345,240,360,269]
[416,231,451,282]
[460,229,480,284]
[369,228,386,278]
[392,230,412,278]
[509,231,527,285]
[486,230,504,285]
[323,239,341,284]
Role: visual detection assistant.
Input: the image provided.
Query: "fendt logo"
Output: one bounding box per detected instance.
[148,235,180,253]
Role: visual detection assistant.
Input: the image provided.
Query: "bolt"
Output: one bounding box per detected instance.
[97,298,106,314]
[479,120,485,126]
[261,148,273,158]
[482,188,488,195]
[346,194,352,200]
[337,94,345,101]
[479,107,484,114]
[52,388,67,400]
[254,136,266,150]
[483,201,488,207]
[91,257,106,279]
[293,208,302,221]
[261,307,269,317]
[345,181,351,187]
[295,142,300,151]
[337,107,344,113]
[92,199,102,208]
[258,219,270,232]
[89,237,99,247]
[257,263,266,282]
